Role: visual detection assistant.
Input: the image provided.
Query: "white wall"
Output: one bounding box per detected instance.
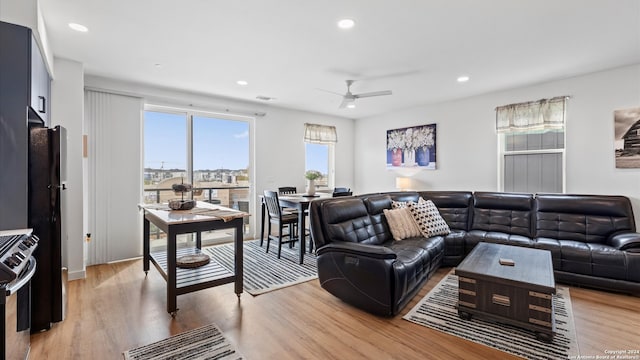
[255,106,355,197]
[354,64,640,222]
[51,57,85,280]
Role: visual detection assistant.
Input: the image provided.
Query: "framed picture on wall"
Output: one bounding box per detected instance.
[614,107,640,168]
[386,124,436,170]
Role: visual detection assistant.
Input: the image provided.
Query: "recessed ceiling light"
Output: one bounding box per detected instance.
[236,80,248,86]
[457,75,470,83]
[68,23,88,32]
[154,63,162,68]
[337,18,355,29]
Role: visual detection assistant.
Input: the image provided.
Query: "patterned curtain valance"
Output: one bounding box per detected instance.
[496,96,569,133]
[303,123,337,143]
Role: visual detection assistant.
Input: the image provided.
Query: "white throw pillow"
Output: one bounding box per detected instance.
[383,207,422,241]
[391,200,408,209]
[407,199,451,237]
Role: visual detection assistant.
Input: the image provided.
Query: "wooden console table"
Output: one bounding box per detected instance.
[140,202,247,315]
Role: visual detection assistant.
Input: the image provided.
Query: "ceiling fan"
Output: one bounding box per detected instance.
[331,80,393,109]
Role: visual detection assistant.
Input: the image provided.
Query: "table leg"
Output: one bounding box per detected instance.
[196,231,202,249]
[167,228,178,315]
[234,219,244,297]
[143,216,150,274]
[299,204,306,264]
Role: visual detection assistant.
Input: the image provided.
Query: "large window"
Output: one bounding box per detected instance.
[144,108,252,247]
[497,97,567,193]
[303,123,337,189]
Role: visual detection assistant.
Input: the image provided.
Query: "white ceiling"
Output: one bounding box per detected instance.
[40,0,640,119]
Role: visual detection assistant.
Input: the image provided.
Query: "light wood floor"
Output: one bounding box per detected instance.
[30,259,640,359]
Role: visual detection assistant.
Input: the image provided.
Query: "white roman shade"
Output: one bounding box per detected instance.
[496,96,569,133]
[303,123,337,143]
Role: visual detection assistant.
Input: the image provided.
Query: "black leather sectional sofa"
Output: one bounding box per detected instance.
[308,191,640,316]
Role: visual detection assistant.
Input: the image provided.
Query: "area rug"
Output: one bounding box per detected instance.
[403,273,579,360]
[204,239,318,295]
[123,323,242,360]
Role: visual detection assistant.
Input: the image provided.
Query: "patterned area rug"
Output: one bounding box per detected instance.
[204,239,318,295]
[403,273,579,360]
[123,323,242,360]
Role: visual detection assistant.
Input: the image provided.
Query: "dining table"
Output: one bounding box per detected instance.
[260,192,331,264]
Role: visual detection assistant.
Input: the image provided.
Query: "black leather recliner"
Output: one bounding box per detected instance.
[309,194,444,316]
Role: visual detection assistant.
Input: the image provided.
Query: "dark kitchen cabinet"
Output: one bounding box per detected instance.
[0,21,52,230]
[30,33,51,125]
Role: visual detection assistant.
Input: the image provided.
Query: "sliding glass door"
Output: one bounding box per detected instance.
[143,108,252,248]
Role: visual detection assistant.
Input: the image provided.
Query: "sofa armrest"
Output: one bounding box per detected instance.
[316,242,397,260]
[609,232,640,252]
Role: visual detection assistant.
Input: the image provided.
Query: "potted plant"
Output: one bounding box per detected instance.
[305,170,322,196]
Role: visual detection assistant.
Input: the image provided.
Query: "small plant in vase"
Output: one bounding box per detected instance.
[305,170,322,196]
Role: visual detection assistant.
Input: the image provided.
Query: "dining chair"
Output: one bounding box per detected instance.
[277,186,299,230]
[279,186,315,251]
[278,186,297,195]
[333,187,352,197]
[263,190,299,259]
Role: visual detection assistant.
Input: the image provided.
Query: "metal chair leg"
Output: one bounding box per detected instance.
[266,222,272,253]
[277,225,283,259]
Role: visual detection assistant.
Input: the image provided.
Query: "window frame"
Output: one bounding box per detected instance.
[304,141,335,190]
[143,104,255,236]
[497,130,566,193]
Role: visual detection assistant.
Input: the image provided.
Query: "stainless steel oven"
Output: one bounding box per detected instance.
[1,257,35,360]
[0,230,39,360]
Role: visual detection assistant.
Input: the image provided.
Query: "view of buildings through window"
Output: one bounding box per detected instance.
[305,142,333,188]
[144,109,251,244]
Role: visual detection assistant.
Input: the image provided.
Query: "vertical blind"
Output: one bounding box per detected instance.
[85,90,143,264]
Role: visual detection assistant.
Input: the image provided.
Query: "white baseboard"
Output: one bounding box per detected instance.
[67,269,86,281]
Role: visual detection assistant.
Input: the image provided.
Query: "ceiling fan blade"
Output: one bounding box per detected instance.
[353,90,392,99]
[316,88,344,97]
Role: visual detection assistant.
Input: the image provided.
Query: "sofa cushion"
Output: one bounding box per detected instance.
[535,194,635,243]
[419,191,473,231]
[320,198,387,245]
[466,231,534,253]
[407,200,451,237]
[383,208,422,241]
[471,192,534,238]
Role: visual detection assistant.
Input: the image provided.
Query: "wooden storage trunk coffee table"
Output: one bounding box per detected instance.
[455,242,556,342]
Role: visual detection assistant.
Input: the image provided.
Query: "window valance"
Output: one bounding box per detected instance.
[496,96,569,133]
[303,123,337,143]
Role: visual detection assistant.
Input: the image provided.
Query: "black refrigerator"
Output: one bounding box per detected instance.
[28,122,67,332]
